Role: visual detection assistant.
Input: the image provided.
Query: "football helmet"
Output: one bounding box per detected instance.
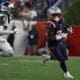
[48,7,62,21]
[49,7,62,14]
[0,1,14,13]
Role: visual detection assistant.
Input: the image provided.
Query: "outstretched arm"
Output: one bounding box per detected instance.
[0,30,14,35]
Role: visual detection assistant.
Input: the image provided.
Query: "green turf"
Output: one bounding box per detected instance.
[0,56,80,80]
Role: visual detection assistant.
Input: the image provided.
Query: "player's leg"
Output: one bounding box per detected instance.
[49,45,67,72]
[39,45,56,64]
[38,47,51,64]
[60,43,74,78]
[49,45,74,78]
[60,44,74,78]
[2,41,14,57]
[60,43,68,60]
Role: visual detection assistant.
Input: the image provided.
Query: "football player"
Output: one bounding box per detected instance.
[0,13,17,57]
[0,1,15,24]
[42,7,74,78]
[8,2,37,56]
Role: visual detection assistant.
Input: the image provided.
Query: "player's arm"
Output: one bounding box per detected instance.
[0,30,14,35]
[62,24,73,34]
[0,27,18,35]
[46,23,56,40]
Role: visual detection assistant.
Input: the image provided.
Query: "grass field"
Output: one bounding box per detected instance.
[0,56,80,80]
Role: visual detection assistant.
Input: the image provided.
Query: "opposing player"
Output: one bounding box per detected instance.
[0,1,14,23]
[0,13,17,57]
[8,2,37,56]
[43,7,74,78]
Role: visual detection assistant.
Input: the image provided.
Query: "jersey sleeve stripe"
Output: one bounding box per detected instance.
[47,21,56,28]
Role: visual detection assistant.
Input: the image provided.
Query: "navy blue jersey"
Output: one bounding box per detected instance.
[47,19,64,31]
[46,19,64,46]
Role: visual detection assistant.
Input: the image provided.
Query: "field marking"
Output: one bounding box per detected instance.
[0,63,9,65]
[19,60,43,63]
[0,60,44,65]
[0,57,79,65]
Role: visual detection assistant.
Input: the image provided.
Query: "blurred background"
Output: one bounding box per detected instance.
[0,0,80,56]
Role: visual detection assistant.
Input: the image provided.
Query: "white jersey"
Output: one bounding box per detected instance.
[8,19,37,56]
[0,25,14,42]
[8,19,37,30]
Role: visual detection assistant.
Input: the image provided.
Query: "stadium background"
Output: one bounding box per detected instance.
[24,21,80,56]
[0,0,80,56]
[10,0,80,56]
[24,0,80,56]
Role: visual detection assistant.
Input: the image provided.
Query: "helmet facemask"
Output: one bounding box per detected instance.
[1,6,8,12]
[51,13,62,22]
[48,7,63,21]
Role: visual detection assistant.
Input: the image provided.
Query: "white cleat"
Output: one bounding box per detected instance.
[42,54,50,64]
[64,71,74,79]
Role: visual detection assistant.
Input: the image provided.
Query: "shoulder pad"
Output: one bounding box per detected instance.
[47,21,56,28]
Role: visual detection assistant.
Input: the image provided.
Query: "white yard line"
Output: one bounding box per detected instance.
[0,63,9,65]
[19,60,42,63]
[0,60,43,65]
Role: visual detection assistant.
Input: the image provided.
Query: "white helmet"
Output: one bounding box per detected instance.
[1,1,14,12]
[49,7,62,14]
[47,7,62,21]
[1,1,10,11]
[1,5,8,12]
